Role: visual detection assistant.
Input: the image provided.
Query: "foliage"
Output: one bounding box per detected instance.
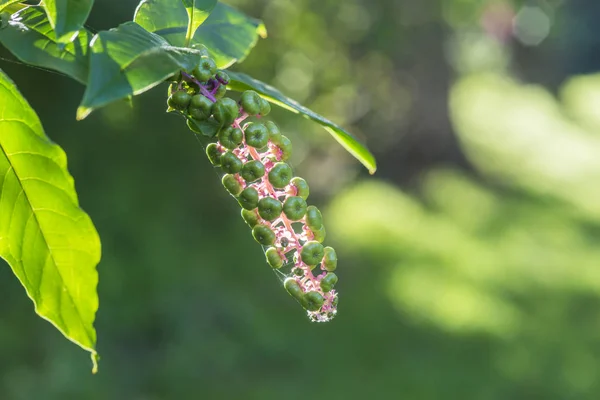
[227,71,376,173]
[0,70,100,370]
[0,7,90,83]
[76,21,205,119]
[1,1,595,399]
[134,1,266,67]
[0,0,376,370]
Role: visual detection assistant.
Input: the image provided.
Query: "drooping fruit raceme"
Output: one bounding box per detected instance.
[166,56,339,322]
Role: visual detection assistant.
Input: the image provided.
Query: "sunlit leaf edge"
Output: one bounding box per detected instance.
[226,71,376,174]
[0,70,101,372]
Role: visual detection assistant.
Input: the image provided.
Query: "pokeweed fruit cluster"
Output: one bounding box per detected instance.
[167,54,339,322]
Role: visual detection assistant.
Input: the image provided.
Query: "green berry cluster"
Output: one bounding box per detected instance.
[166,55,339,322]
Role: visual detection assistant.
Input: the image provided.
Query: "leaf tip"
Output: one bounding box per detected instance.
[91,351,99,374]
[365,155,377,175]
[257,23,267,39]
[76,106,91,121]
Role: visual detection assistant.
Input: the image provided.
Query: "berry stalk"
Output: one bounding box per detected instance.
[167,56,339,322]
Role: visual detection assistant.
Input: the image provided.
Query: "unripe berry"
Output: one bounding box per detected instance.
[320,272,338,292]
[190,93,212,109]
[273,135,292,161]
[189,107,208,121]
[189,94,213,120]
[268,162,292,189]
[304,291,325,311]
[322,246,337,271]
[284,278,305,302]
[245,123,269,148]
[222,174,243,196]
[290,177,310,200]
[265,247,285,268]
[218,126,243,149]
[220,151,243,174]
[310,225,326,243]
[238,187,259,210]
[252,224,276,246]
[214,84,227,99]
[193,57,217,82]
[216,71,230,85]
[292,267,303,276]
[206,143,222,165]
[241,208,260,227]
[240,160,265,183]
[240,90,262,115]
[169,91,191,110]
[300,241,324,266]
[265,121,282,143]
[259,98,271,116]
[257,197,283,222]
[283,196,307,221]
[212,97,239,126]
[305,205,323,229]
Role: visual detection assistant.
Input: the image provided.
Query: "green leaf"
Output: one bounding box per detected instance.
[77,22,205,120]
[193,3,266,68]
[40,0,93,43]
[134,1,266,68]
[181,0,219,47]
[0,69,101,371]
[133,0,189,47]
[133,0,218,48]
[226,71,377,174]
[0,7,90,84]
[0,0,25,14]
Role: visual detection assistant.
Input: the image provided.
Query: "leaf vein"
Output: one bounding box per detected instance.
[0,135,94,344]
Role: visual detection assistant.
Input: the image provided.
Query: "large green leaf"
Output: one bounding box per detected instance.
[181,0,218,46]
[133,0,189,47]
[134,1,266,68]
[0,69,101,371]
[0,7,90,84]
[227,71,377,174]
[133,0,219,48]
[40,0,93,43]
[0,0,24,13]
[77,22,205,120]
[193,2,266,68]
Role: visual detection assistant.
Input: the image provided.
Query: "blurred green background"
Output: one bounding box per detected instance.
[2,0,600,398]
